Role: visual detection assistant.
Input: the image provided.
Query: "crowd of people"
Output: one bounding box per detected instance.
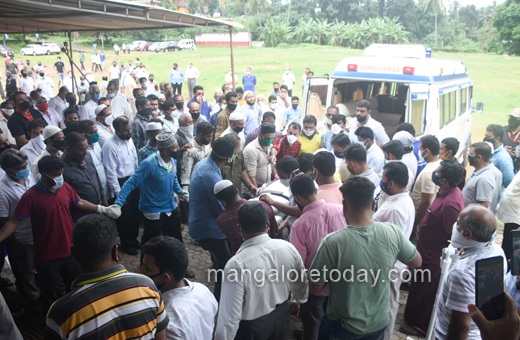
[1,55,520,340]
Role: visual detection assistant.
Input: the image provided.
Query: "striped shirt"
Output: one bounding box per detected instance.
[46,264,169,340]
[434,244,506,340]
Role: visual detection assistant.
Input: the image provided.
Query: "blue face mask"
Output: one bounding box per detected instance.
[379,179,390,194]
[93,93,101,101]
[15,168,30,180]
[292,103,298,110]
[431,171,444,186]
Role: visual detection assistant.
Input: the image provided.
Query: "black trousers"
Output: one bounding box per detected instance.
[300,294,328,340]
[503,222,520,270]
[4,236,39,301]
[172,83,182,96]
[36,255,81,312]
[142,209,183,246]
[179,200,189,223]
[198,238,231,302]
[288,89,293,97]
[113,177,141,250]
[80,61,85,70]
[235,302,290,340]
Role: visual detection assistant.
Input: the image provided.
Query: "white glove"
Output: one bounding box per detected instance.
[98,204,122,219]
[179,191,189,202]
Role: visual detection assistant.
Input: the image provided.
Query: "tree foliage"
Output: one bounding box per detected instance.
[493,0,520,55]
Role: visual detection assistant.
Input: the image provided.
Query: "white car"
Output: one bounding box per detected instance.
[177,39,197,51]
[20,44,47,56]
[41,43,61,55]
[128,41,147,51]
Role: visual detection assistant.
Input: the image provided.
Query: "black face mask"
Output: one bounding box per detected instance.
[227,103,237,112]
[334,151,344,159]
[483,137,496,145]
[52,139,67,151]
[357,114,368,123]
[191,112,200,121]
[18,99,32,111]
[233,126,244,134]
[468,155,476,166]
[201,137,211,145]
[169,150,179,159]
[296,201,305,211]
[175,101,184,109]
[509,116,520,130]
[140,107,153,117]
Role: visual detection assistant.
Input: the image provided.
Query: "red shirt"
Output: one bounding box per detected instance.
[14,181,80,261]
[272,135,301,161]
[216,199,278,255]
[417,186,465,266]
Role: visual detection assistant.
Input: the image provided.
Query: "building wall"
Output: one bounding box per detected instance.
[194,31,250,47]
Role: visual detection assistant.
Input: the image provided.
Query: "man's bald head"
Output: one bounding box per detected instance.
[188,101,200,111]
[457,204,497,242]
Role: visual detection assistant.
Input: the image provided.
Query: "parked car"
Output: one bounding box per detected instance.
[0,46,14,58]
[20,44,46,56]
[177,39,196,51]
[149,42,161,52]
[136,42,154,51]
[41,43,61,55]
[156,41,179,52]
[128,41,147,51]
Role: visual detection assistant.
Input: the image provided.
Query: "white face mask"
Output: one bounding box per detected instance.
[280,178,290,187]
[287,134,298,144]
[104,115,115,126]
[331,124,343,135]
[450,222,497,250]
[179,125,194,139]
[221,104,227,111]
[270,103,278,110]
[325,118,333,125]
[1,108,14,115]
[32,134,45,146]
[303,129,315,137]
[170,110,180,119]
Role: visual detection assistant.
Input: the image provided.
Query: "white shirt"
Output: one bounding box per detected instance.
[366,143,385,177]
[48,95,69,120]
[317,119,331,134]
[36,76,55,99]
[101,133,138,195]
[378,160,415,208]
[215,234,308,340]
[497,171,520,225]
[109,65,120,80]
[136,69,149,79]
[80,99,98,121]
[145,81,158,95]
[359,168,381,199]
[185,66,200,79]
[18,76,35,94]
[96,121,114,147]
[402,152,418,182]
[0,175,35,245]
[0,113,16,145]
[348,116,390,146]
[111,93,132,121]
[162,280,218,340]
[31,149,63,180]
[209,101,220,115]
[100,81,108,97]
[40,108,62,128]
[221,126,245,150]
[282,71,296,90]
[373,192,415,271]
[88,142,110,199]
[63,76,78,93]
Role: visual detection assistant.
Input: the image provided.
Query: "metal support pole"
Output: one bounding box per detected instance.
[68,31,76,94]
[229,27,235,91]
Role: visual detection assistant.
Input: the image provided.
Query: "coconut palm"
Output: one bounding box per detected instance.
[420,0,448,48]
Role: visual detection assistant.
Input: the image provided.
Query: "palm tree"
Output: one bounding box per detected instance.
[236,0,252,48]
[420,0,447,48]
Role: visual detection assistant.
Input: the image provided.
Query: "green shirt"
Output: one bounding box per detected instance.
[309,222,416,334]
[79,52,85,62]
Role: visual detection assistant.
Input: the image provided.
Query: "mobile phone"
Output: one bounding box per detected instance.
[475,256,505,320]
[511,230,520,276]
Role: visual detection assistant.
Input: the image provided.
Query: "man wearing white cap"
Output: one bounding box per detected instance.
[221,111,245,150]
[95,104,114,147]
[393,130,418,183]
[115,132,190,256]
[31,125,65,179]
[138,120,164,164]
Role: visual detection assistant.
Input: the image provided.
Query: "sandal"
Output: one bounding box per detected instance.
[399,323,426,337]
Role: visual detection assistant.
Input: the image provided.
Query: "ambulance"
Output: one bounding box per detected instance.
[302,44,474,163]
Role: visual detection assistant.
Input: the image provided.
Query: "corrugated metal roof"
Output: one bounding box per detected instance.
[0,0,242,34]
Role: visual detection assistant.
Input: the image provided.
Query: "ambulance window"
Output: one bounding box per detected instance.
[390,83,398,96]
[367,84,374,98]
[439,95,445,128]
[459,88,467,114]
[449,91,457,122]
[411,100,426,135]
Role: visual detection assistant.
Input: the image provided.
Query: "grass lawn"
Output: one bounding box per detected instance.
[9,43,520,139]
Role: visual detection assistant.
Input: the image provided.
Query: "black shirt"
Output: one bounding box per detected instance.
[54,61,65,73]
[62,152,104,221]
[7,109,46,144]
[5,77,17,93]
